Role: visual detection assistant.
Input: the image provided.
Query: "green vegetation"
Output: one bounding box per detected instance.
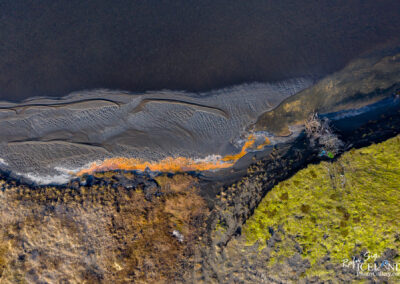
[244,135,400,278]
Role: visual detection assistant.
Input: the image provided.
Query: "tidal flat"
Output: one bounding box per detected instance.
[0,78,311,184]
[0,48,399,186]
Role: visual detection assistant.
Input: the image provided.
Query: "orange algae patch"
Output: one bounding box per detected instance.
[77,156,234,176]
[222,134,256,162]
[77,134,270,176]
[256,137,271,150]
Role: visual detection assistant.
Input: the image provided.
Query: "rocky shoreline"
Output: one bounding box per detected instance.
[193,93,400,282]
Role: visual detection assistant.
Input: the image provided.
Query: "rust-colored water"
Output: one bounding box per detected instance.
[77,134,270,176]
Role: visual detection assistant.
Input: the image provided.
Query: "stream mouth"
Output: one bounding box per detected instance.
[198,93,400,192]
[0,46,399,185]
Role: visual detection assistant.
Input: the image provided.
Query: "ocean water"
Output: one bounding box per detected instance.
[0,0,399,101]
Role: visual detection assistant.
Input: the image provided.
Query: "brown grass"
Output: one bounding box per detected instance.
[0,173,209,283]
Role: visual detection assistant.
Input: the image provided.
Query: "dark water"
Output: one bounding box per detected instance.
[0,0,399,101]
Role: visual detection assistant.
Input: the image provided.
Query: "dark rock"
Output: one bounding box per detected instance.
[287,253,311,276]
[294,242,303,254]
[18,254,25,262]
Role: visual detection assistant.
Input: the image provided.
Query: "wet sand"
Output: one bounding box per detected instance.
[0,79,311,184]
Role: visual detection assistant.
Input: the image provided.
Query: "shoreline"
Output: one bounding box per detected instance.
[0,78,312,184]
[0,92,398,189]
[0,47,399,185]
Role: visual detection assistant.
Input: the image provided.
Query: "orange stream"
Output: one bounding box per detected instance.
[77,134,270,176]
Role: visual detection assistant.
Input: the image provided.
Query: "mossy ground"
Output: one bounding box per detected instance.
[244,135,400,280]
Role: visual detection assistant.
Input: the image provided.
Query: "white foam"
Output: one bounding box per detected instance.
[0,158,8,166]
[17,172,72,185]
[193,154,224,164]
[54,162,98,174]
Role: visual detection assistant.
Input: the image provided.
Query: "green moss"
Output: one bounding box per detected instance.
[243,135,400,278]
[215,219,228,235]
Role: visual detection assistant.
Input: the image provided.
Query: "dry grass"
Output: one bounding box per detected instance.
[305,112,343,154]
[0,173,208,283]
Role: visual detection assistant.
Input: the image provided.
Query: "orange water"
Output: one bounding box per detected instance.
[77,134,269,176]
